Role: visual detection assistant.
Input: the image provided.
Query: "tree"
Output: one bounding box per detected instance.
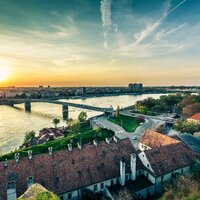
[183,103,200,118]
[78,111,87,123]
[23,131,36,145]
[137,105,148,114]
[66,118,74,128]
[135,115,145,124]
[52,118,60,128]
[174,120,200,134]
[70,121,81,133]
[116,106,120,118]
[112,188,133,200]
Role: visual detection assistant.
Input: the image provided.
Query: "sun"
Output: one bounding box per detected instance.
[0,67,10,81]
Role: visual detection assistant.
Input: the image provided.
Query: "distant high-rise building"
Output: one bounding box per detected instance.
[128,83,143,93]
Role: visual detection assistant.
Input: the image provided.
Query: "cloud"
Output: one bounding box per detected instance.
[100,0,112,49]
[133,0,186,45]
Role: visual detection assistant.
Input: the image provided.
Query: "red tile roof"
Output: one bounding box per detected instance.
[139,130,180,149]
[0,138,136,199]
[145,142,200,176]
[190,113,200,120]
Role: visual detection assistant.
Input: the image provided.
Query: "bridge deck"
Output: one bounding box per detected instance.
[2,99,111,112]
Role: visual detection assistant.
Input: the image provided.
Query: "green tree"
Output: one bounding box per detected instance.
[71,121,81,133]
[52,118,60,128]
[137,105,148,114]
[23,131,36,145]
[174,120,200,134]
[66,118,74,128]
[36,192,59,200]
[116,106,120,118]
[78,111,87,123]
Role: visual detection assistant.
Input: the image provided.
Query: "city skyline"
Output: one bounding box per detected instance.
[0,0,200,87]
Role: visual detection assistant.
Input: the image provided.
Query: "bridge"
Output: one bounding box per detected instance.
[1,98,113,120]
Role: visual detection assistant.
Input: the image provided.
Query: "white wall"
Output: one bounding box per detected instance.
[59,190,78,200]
[139,142,151,151]
[138,152,154,173]
[135,185,156,199]
[143,170,155,184]
[156,165,191,187]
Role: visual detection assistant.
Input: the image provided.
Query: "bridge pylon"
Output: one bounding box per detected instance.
[62,104,69,120]
[25,99,31,112]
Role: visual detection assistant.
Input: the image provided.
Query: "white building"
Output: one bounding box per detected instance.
[1,132,199,200]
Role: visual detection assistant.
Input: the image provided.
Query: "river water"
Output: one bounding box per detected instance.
[0,94,164,153]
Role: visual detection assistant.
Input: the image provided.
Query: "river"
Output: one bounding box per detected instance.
[0,93,164,153]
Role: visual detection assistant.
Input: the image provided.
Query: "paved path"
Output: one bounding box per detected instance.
[93,116,162,149]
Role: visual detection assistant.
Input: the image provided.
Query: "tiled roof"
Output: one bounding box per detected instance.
[145,142,200,176]
[190,113,200,120]
[139,130,180,148]
[0,138,136,199]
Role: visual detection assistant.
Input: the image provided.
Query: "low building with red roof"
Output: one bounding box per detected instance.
[188,113,200,124]
[139,130,180,151]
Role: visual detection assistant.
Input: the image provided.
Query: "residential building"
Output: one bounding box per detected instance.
[128,83,143,93]
[139,130,180,151]
[187,113,200,124]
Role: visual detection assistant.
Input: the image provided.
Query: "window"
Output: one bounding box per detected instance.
[181,169,183,174]
[146,173,149,178]
[147,164,149,168]
[110,180,114,186]
[138,170,141,175]
[68,193,72,199]
[161,176,164,182]
[7,181,16,190]
[100,182,104,189]
[116,178,120,184]
[94,184,97,192]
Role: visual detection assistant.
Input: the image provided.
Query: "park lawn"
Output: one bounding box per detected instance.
[0,125,114,162]
[109,115,139,132]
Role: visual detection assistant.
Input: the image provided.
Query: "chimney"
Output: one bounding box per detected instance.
[120,158,126,186]
[130,153,136,181]
[14,153,20,163]
[28,150,32,160]
[48,147,53,156]
[105,137,111,144]
[113,136,118,142]
[7,182,17,200]
[68,143,72,151]
[77,142,82,150]
[93,140,98,147]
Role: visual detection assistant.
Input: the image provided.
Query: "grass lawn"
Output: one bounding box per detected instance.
[109,115,140,132]
[0,124,114,162]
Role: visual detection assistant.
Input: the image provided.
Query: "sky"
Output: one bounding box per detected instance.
[0,0,200,87]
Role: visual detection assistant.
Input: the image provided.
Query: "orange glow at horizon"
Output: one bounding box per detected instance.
[0,66,10,82]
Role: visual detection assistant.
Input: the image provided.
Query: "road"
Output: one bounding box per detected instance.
[119,110,175,124]
[92,116,162,149]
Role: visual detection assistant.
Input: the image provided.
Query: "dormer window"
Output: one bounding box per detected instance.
[27,176,34,188]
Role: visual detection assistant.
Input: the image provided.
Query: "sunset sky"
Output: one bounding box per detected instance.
[0,0,200,87]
